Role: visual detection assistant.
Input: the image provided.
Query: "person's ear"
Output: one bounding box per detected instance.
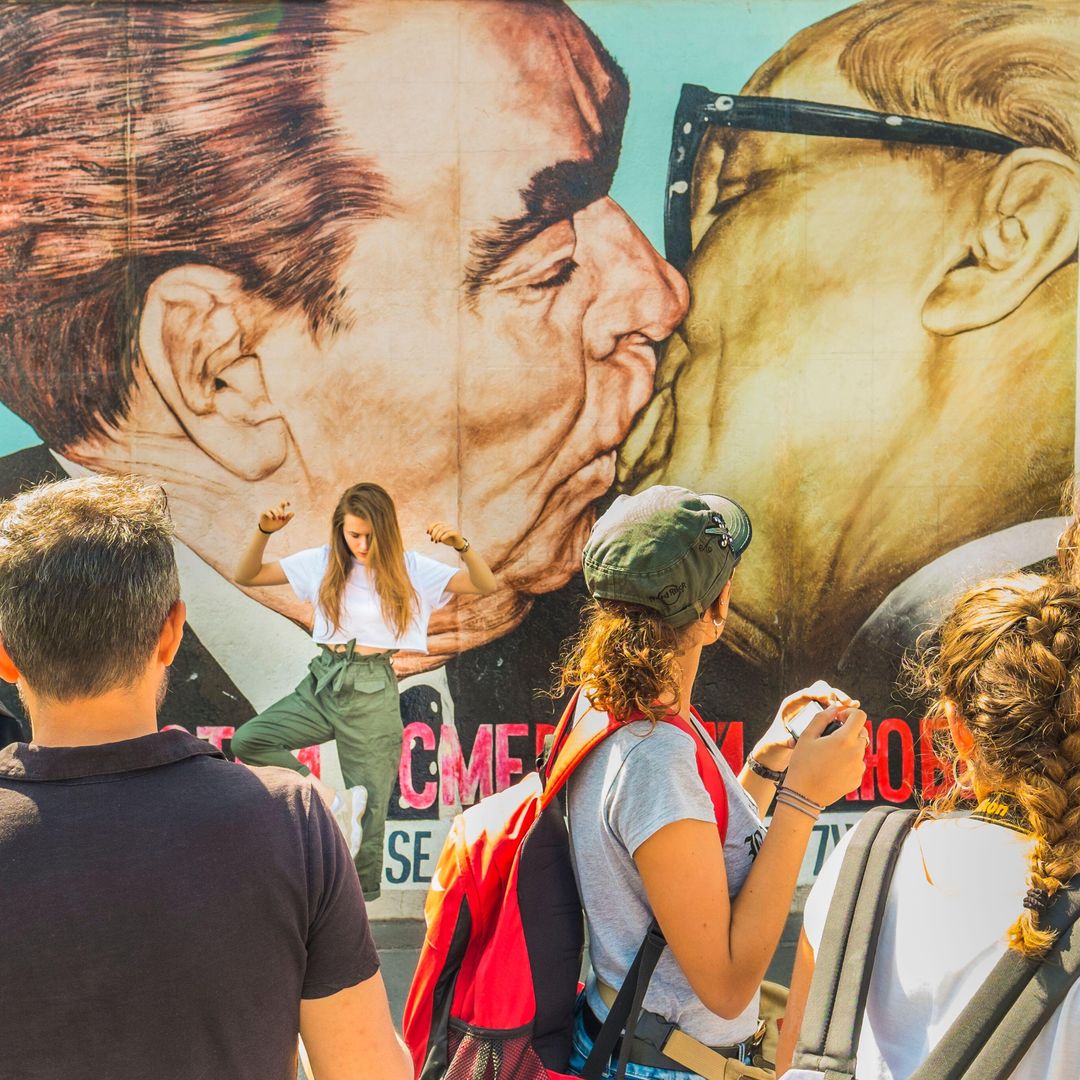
[923,148,1080,335]
[156,601,187,668]
[139,265,289,480]
[715,578,733,621]
[943,699,976,758]
[0,638,20,685]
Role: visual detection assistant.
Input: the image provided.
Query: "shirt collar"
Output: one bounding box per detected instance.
[0,729,225,782]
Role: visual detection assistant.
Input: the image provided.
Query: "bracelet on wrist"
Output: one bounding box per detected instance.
[257,524,273,536]
[455,537,471,554]
[774,791,821,821]
[746,754,787,786]
[776,784,825,813]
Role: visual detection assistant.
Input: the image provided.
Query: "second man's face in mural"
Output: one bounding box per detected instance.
[626,25,1076,686]
[85,1,687,659]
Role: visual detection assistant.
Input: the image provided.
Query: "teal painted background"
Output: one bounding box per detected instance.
[0,0,851,458]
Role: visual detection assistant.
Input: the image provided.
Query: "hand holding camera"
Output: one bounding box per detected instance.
[784,702,870,808]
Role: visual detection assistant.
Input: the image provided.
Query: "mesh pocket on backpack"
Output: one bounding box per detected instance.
[445,1024,552,1080]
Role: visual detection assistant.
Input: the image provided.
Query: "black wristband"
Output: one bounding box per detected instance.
[258,524,273,535]
[747,754,787,785]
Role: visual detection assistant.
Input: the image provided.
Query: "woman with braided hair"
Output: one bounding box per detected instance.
[777,573,1080,1078]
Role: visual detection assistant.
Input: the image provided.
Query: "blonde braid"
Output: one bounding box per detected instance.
[910,575,1080,958]
[1005,594,1080,955]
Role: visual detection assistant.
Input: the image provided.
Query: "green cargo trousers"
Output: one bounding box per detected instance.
[231,646,402,900]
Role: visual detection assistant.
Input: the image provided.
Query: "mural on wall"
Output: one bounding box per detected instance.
[0,0,1076,897]
[622,0,1079,813]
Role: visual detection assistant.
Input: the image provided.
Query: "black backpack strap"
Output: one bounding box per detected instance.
[579,919,666,1080]
[792,806,917,1080]
[908,874,1080,1080]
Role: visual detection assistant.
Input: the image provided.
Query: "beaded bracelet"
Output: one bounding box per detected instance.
[747,754,787,785]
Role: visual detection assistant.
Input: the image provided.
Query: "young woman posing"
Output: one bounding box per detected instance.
[560,486,870,1079]
[777,573,1080,1078]
[232,482,496,901]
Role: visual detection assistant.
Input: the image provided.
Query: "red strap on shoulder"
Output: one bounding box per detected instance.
[661,707,728,845]
[542,692,729,843]
[541,690,620,810]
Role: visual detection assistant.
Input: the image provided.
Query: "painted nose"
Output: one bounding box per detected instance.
[578,197,689,361]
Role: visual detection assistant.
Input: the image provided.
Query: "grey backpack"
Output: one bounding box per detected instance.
[788,805,1080,1080]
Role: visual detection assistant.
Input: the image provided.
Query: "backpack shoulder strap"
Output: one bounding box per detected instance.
[908,873,1080,1080]
[659,709,729,844]
[541,690,620,810]
[578,918,667,1080]
[792,805,917,1080]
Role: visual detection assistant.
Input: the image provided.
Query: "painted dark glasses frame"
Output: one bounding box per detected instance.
[664,83,1024,272]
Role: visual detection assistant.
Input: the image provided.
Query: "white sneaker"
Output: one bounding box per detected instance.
[331,785,367,859]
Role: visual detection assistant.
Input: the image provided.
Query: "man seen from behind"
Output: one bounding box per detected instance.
[0,476,410,1080]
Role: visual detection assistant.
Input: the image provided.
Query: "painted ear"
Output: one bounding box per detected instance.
[923,148,1080,335]
[138,265,289,480]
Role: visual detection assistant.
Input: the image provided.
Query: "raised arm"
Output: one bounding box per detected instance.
[426,521,497,596]
[234,501,292,587]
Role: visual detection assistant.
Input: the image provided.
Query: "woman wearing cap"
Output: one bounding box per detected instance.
[559,485,870,1079]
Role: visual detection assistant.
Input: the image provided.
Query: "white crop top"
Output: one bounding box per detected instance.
[279,545,456,652]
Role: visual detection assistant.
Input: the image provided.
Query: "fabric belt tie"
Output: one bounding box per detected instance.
[314,641,393,694]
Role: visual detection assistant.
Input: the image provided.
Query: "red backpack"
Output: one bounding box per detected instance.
[402,690,729,1080]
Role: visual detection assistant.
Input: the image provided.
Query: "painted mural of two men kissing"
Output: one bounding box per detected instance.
[0,0,1076,844]
[0,0,686,732]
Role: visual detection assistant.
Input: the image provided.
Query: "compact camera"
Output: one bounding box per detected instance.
[784,700,843,741]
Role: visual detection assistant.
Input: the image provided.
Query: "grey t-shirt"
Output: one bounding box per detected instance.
[567,695,766,1045]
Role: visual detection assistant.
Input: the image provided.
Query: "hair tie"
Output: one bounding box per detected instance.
[1023,887,1052,915]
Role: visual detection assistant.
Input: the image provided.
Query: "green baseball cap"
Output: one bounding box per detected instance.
[582,485,752,627]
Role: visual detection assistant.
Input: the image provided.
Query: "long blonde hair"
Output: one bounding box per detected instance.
[317,483,416,638]
[909,574,1080,958]
[554,599,695,726]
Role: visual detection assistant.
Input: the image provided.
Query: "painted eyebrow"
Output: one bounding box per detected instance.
[462,156,615,301]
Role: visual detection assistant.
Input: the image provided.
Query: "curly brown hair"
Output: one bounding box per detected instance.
[553,599,700,726]
[909,573,1080,958]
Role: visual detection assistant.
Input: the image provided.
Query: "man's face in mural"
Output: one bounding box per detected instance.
[298,3,685,595]
[626,38,1076,681]
[64,1,686,659]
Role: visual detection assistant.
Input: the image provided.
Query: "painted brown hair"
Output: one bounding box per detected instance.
[318,484,416,640]
[0,3,386,449]
[910,573,1080,958]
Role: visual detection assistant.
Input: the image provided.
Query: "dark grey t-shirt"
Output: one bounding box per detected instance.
[0,729,378,1080]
